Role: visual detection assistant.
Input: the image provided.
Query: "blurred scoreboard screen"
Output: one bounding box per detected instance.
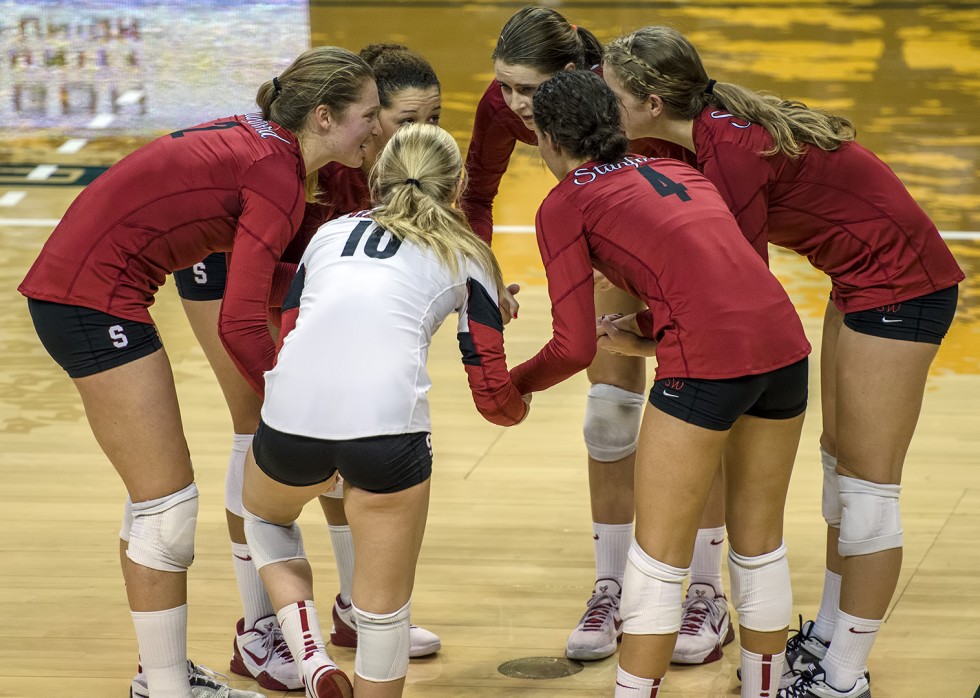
[1,1,310,133]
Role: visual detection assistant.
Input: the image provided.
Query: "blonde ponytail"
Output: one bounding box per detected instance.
[369,124,503,289]
[605,27,855,158]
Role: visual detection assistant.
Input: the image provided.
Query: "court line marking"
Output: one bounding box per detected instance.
[0,218,977,242]
[0,192,27,207]
[57,139,89,154]
[26,165,58,180]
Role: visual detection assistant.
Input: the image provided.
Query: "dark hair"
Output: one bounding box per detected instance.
[360,43,440,108]
[533,71,628,163]
[605,27,855,157]
[492,6,602,72]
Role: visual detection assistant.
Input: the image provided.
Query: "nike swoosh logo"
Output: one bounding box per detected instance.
[848,627,877,634]
[881,317,903,323]
[710,538,724,545]
[593,534,599,540]
[233,554,253,562]
[242,645,269,663]
[662,390,680,398]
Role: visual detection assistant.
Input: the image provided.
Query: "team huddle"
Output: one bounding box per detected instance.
[18,6,963,698]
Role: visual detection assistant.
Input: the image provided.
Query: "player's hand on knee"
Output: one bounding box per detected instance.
[597,314,658,357]
[499,282,520,324]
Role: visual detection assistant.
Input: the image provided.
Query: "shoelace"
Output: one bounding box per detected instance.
[268,624,295,663]
[779,669,824,698]
[678,596,715,636]
[578,591,619,631]
[784,614,808,654]
[189,661,234,688]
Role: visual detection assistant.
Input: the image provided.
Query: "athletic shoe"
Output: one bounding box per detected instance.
[782,617,830,687]
[670,582,735,664]
[565,577,623,661]
[304,661,353,698]
[230,615,303,690]
[330,594,442,657]
[131,660,266,698]
[778,667,871,698]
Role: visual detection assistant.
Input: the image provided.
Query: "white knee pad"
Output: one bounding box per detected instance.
[820,448,841,527]
[224,433,253,518]
[119,496,133,542]
[620,540,687,634]
[321,476,345,500]
[352,600,411,682]
[837,475,902,556]
[242,507,306,570]
[728,542,792,632]
[126,483,199,572]
[583,384,646,462]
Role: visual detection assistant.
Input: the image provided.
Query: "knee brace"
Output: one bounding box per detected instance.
[321,475,345,500]
[119,496,133,542]
[820,448,841,527]
[352,600,411,682]
[224,433,253,518]
[620,540,687,634]
[242,507,306,570]
[583,384,645,462]
[728,543,792,632]
[837,475,902,556]
[126,483,199,572]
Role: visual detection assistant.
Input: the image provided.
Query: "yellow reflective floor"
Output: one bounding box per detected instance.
[1,2,978,697]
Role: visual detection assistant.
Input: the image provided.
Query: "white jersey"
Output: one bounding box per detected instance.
[261,212,515,439]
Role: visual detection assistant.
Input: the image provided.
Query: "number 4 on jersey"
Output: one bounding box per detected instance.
[639,165,691,202]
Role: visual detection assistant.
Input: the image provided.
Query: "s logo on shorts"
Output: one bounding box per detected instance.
[108,325,129,348]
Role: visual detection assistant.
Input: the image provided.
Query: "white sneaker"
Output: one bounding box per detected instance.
[565,578,623,661]
[782,618,831,688]
[229,615,302,690]
[670,583,734,664]
[330,594,442,657]
[131,660,266,698]
[778,667,871,698]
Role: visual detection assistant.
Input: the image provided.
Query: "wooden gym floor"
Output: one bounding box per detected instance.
[0,2,977,696]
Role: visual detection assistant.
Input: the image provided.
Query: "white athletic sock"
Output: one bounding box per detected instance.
[594,522,633,585]
[328,524,355,605]
[739,648,784,698]
[132,604,191,698]
[231,542,275,628]
[278,601,334,676]
[812,569,841,642]
[690,526,726,595]
[823,610,879,690]
[614,665,661,696]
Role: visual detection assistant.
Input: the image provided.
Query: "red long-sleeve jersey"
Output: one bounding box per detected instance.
[19,114,307,395]
[691,107,964,311]
[510,155,811,394]
[461,79,692,244]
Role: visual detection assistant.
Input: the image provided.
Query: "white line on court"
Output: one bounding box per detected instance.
[87,114,115,129]
[0,192,27,206]
[26,165,58,180]
[57,139,89,154]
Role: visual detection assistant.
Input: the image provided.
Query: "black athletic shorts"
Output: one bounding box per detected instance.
[843,285,958,345]
[173,252,227,301]
[27,298,163,378]
[252,420,433,494]
[648,357,809,431]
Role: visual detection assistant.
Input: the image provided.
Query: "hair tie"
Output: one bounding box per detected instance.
[704,79,717,95]
[272,76,282,97]
[405,178,421,188]
[571,24,578,31]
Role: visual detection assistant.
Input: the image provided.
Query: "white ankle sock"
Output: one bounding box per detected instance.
[823,610,879,690]
[614,665,661,696]
[278,601,331,668]
[328,524,355,604]
[132,604,191,697]
[739,647,784,697]
[690,526,726,594]
[231,541,275,628]
[812,569,841,642]
[594,522,633,584]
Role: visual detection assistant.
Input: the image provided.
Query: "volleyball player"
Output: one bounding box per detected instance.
[514,70,811,698]
[241,123,529,698]
[603,27,963,698]
[173,45,443,690]
[18,47,380,698]
[464,6,733,664]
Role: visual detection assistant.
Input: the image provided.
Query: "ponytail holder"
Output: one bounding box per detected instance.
[272,76,282,97]
[571,24,578,31]
[405,178,421,187]
[704,79,717,95]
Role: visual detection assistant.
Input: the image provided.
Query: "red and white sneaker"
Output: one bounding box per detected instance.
[565,578,623,661]
[670,583,735,665]
[304,660,353,698]
[330,594,441,657]
[230,615,303,690]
